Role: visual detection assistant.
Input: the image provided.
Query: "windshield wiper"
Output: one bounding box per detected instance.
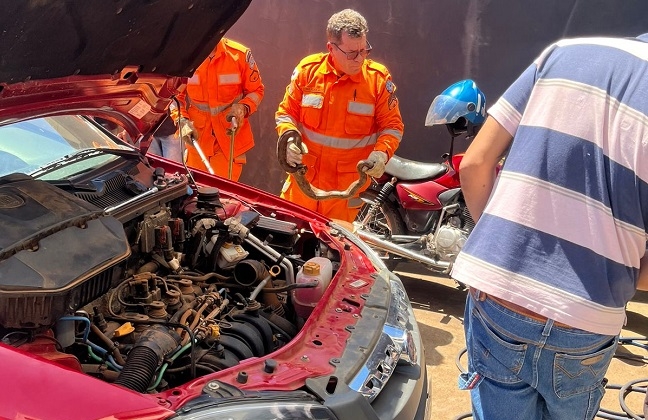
[29,147,141,178]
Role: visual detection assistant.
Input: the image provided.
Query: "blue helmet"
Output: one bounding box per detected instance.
[425,79,486,136]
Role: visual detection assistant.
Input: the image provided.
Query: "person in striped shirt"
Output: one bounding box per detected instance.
[453,33,648,419]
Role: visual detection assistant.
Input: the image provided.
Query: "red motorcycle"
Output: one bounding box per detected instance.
[353,79,488,273]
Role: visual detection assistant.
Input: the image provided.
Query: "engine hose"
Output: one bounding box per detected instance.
[113,345,160,392]
[90,324,126,366]
[147,341,193,391]
[114,325,181,392]
[85,343,122,371]
[168,272,231,282]
[106,315,198,379]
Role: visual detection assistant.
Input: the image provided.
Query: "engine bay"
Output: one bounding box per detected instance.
[0,159,340,393]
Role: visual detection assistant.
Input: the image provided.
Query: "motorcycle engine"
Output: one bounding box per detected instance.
[427,215,470,261]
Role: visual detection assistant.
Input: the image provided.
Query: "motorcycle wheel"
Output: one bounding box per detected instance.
[355,199,406,271]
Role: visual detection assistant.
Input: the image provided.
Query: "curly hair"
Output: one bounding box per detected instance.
[326,9,368,43]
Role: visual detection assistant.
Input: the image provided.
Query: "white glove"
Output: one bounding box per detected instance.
[178,117,199,143]
[286,136,308,167]
[363,151,388,177]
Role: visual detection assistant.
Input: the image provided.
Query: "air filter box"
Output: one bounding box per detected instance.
[0,174,130,328]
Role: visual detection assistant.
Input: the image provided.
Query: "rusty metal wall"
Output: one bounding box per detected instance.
[227,0,648,195]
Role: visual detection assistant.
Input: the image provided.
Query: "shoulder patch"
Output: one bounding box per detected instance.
[246,50,256,69]
[385,80,395,94]
[290,66,299,81]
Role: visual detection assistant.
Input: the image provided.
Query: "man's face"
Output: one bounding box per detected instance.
[327,32,370,76]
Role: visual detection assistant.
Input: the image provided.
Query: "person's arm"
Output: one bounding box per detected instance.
[372,73,404,160]
[238,48,264,117]
[637,252,648,291]
[275,65,304,137]
[459,116,513,221]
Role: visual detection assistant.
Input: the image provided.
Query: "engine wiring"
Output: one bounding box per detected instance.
[453,336,648,420]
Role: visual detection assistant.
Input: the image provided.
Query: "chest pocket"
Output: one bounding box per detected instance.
[218,73,242,101]
[345,101,375,135]
[301,93,324,128]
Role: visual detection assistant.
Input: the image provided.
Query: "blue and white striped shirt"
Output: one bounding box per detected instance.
[452,34,648,335]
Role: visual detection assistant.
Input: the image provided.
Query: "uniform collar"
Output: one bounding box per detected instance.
[322,54,366,83]
[210,39,226,60]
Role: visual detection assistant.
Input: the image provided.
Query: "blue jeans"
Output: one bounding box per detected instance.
[148,134,183,163]
[461,292,617,420]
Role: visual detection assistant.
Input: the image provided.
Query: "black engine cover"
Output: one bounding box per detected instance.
[0,174,130,328]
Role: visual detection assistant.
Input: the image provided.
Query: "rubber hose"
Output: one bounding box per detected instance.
[114,325,181,392]
[113,346,159,392]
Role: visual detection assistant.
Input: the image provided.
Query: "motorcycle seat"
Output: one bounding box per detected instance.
[385,155,448,181]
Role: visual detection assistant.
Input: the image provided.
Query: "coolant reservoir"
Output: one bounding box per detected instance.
[292,257,333,318]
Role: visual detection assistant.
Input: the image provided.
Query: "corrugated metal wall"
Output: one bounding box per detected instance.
[227,0,648,194]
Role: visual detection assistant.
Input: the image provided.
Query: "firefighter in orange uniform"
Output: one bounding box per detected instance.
[174,37,264,181]
[275,9,403,222]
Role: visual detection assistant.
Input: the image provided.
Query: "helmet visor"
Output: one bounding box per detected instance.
[424,95,476,127]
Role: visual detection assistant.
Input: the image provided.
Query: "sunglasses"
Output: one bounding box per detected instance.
[331,41,372,60]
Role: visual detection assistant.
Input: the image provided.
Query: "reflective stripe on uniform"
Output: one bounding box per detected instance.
[301,125,378,149]
[347,101,375,116]
[186,93,244,115]
[218,73,242,84]
[302,94,324,108]
[378,128,403,141]
[276,114,298,126]
[246,92,262,106]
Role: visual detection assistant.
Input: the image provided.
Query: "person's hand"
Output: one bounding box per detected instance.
[226,103,248,126]
[285,133,308,167]
[116,130,129,142]
[178,117,198,144]
[363,151,388,177]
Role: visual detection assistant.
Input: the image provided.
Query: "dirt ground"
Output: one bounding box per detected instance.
[394,261,648,420]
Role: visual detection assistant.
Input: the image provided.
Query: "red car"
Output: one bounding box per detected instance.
[0,1,429,419]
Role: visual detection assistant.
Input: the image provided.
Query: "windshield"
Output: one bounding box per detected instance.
[0,115,135,180]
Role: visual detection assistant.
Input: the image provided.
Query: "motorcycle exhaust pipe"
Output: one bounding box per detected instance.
[356,229,451,273]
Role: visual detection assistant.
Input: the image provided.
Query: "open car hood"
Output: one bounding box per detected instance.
[0,0,251,152]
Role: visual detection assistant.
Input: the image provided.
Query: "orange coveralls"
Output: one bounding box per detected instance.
[175,38,264,181]
[275,53,403,221]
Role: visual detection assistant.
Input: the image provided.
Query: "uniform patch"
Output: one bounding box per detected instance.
[388,92,398,110]
[290,67,299,81]
[385,80,395,94]
[250,69,260,83]
[246,51,256,69]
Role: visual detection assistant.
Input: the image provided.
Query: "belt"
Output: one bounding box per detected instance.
[470,287,572,329]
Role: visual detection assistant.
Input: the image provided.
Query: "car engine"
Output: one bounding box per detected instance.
[0,161,338,393]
